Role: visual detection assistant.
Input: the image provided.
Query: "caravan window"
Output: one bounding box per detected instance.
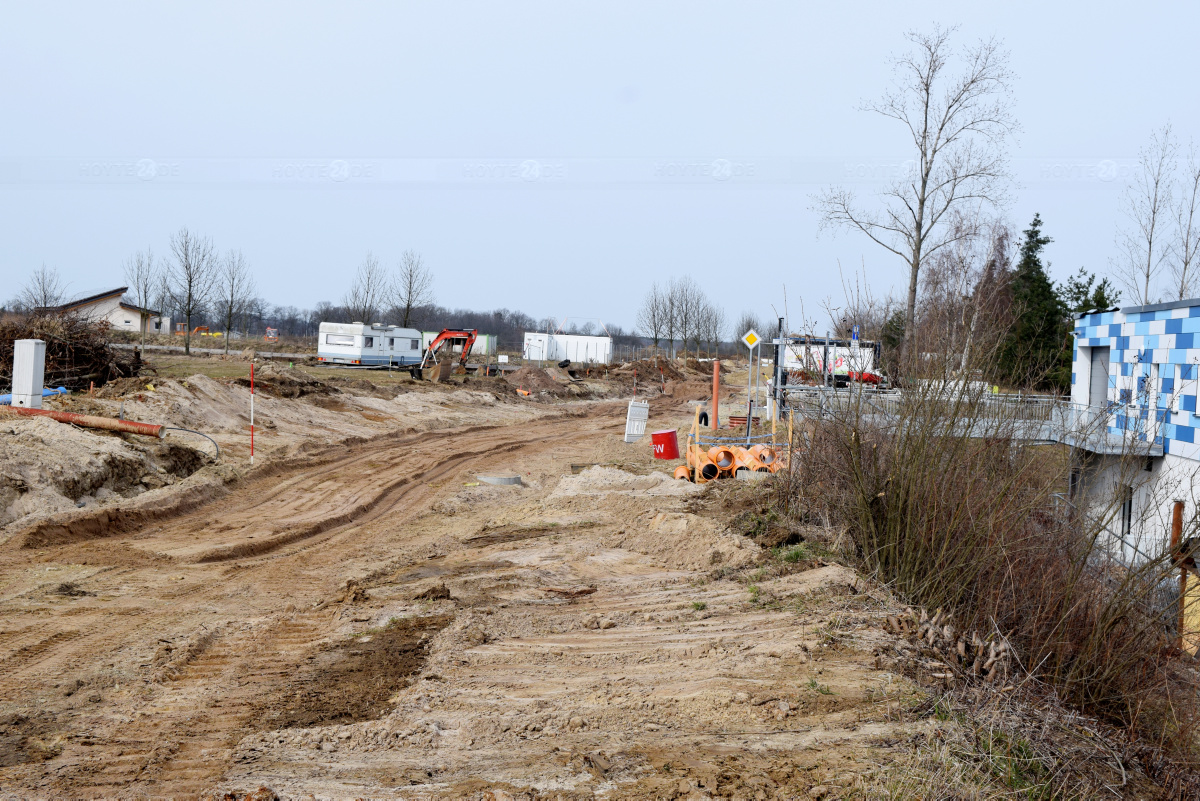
[388,338,395,348]
[326,334,354,345]
[410,339,420,350]
[363,336,374,348]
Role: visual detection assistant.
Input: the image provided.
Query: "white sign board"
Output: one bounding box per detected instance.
[624,399,649,443]
[741,329,760,349]
[498,354,509,364]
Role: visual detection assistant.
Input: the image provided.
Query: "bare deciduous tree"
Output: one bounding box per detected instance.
[733,311,764,341]
[20,263,66,312]
[165,227,218,356]
[1115,125,1177,304]
[665,276,704,360]
[919,215,1014,375]
[816,26,1017,359]
[636,283,667,354]
[394,250,434,328]
[1173,142,1200,300]
[216,250,255,354]
[123,249,161,347]
[698,301,726,357]
[343,252,388,324]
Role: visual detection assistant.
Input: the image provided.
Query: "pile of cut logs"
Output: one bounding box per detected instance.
[882,607,1014,689]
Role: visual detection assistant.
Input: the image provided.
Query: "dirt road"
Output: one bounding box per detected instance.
[0,396,918,799]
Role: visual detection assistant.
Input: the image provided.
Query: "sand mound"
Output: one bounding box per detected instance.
[550,466,698,498]
[237,363,333,398]
[503,367,563,393]
[614,359,686,382]
[607,510,758,571]
[0,415,205,531]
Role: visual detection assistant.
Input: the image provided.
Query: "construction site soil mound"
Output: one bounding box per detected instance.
[232,362,334,398]
[0,414,207,531]
[686,357,727,373]
[614,359,686,382]
[502,366,564,394]
[549,465,699,498]
[664,378,721,401]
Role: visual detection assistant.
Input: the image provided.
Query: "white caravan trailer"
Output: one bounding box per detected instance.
[523,333,613,364]
[317,322,423,366]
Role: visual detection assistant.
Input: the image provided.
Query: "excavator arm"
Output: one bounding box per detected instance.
[414,328,478,381]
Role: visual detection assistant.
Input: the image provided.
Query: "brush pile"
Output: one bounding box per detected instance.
[881,607,1014,689]
[0,314,138,391]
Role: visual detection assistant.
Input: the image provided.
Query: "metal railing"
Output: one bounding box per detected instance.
[780,386,1162,450]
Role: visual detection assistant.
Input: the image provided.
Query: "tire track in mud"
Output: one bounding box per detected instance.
[0,403,627,798]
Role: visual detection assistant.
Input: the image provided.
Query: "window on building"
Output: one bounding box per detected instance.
[1069,468,1081,500]
[326,334,354,345]
[388,338,395,348]
[1120,485,1133,539]
[363,336,374,348]
[153,321,161,330]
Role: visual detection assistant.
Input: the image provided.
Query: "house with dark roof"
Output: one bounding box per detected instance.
[51,287,170,335]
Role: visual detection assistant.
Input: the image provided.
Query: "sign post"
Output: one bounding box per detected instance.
[742,329,760,444]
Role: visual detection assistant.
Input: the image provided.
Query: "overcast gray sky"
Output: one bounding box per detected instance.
[3,1,1199,331]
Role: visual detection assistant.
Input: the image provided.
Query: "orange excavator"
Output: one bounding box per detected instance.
[412,328,477,382]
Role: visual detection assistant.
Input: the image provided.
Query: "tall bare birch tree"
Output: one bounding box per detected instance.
[816,26,1017,361]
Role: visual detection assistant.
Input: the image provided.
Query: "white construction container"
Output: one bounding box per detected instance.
[317,322,423,366]
[523,333,612,364]
[12,339,46,408]
[783,342,875,375]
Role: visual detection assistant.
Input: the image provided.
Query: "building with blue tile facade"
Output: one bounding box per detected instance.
[1072,299,1200,561]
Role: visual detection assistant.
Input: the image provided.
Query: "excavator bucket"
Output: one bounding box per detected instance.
[429,361,454,383]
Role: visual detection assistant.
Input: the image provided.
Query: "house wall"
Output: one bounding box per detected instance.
[1074,304,1200,460]
[1072,300,1200,561]
[1073,449,1200,563]
[70,296,168,334]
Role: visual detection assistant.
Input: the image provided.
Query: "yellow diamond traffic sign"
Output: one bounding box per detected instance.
[741,329,760,349]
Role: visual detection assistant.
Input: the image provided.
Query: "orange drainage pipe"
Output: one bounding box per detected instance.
[707,446,736,476]
[0,406,165,438]
[673,465,691,481]
[749,444,776,465]
[733,447,767,474]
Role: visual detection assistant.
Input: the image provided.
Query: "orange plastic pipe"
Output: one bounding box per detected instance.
[749,444,776,465]
[707,446,736,472]
[712,360,720,431]
[0,406,165,438]
[674,465,691,481]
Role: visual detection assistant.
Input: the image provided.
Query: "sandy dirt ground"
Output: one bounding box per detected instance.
[0,363,933,800]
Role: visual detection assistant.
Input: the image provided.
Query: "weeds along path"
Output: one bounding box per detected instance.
[0,401,628,798]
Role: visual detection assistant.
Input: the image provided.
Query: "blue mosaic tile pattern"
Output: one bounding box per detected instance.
[1075,304,1200,459]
